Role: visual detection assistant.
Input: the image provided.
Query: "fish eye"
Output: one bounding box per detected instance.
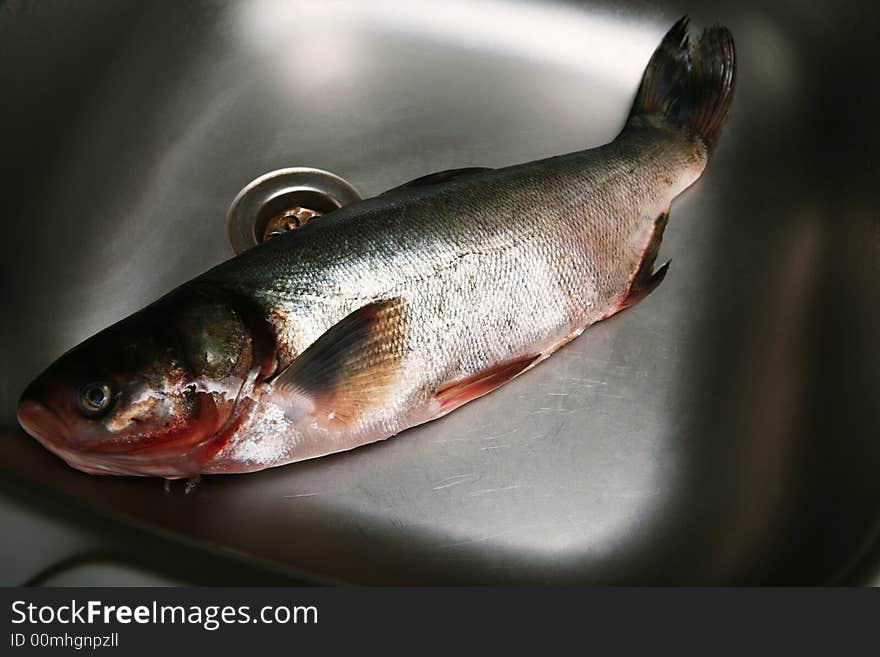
[77,382,116,418]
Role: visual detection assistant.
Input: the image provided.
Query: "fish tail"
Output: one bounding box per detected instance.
[626,16,736,151]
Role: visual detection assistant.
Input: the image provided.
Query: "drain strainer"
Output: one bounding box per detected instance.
[227,167,362,254]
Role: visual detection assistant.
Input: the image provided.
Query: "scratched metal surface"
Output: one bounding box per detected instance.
[1,0,879,584]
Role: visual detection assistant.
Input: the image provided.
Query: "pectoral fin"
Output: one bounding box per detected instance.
[271,299,405,426]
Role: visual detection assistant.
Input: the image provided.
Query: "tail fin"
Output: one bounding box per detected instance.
[627,16,736,151]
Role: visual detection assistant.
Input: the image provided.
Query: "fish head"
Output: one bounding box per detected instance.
[17,287,260,478]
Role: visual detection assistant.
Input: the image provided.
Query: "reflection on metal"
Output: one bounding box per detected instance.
[227,167,362,254]
[236,0,660,84]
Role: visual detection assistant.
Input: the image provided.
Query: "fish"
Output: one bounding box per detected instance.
[17,17,736,478]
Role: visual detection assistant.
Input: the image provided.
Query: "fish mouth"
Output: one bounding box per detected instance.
[17,399,68,451]
[16,398,203,479]
[17,398,118,475]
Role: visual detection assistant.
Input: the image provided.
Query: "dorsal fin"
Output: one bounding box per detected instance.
[383,167,493,194]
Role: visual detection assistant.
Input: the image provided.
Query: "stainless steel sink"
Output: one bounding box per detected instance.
[1,0,878,584]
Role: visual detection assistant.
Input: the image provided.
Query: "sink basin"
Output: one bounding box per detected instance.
[1,0,878,584]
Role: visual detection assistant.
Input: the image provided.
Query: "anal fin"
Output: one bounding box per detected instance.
[620,210,670,311]
[435,354,541,415]
[620,261,670,310]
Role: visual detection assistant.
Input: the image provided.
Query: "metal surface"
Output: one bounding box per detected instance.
[1,0,879,584]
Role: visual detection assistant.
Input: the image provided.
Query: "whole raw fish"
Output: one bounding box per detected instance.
[17,18,735,477]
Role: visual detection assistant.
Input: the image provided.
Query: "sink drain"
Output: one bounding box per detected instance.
[227,167,362,254]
